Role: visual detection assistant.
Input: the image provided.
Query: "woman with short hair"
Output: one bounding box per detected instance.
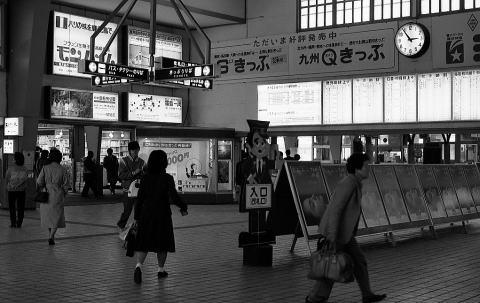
[37,149,69,245]
[133,149,188,284]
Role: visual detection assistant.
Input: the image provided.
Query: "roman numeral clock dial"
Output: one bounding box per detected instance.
[395,23,430,58]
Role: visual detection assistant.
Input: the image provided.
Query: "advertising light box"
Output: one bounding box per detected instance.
[4,117,24,136]
[128,93,182,123]
[257,81,322,126]
[3,139,14,154]
[384,75,416,123]
[353,77,383,123]
[53,11,118,78]
[453,70,480,120]
[127,26,182,69]
[418,72,451,121]
[323,80,352,124]
[50,88,119,121]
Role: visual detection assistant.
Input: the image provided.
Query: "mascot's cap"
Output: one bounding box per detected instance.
[247,119,270,137]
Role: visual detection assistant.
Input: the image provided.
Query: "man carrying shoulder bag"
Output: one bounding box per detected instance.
[306,153,387,303]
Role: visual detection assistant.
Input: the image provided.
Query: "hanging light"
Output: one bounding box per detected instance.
[120,131,125,138]
[109,131,114,138]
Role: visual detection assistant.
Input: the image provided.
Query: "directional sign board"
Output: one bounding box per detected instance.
[155,57,213,89]
[155,64,214,81]
[78,59,149,81]
[91,75,138,86]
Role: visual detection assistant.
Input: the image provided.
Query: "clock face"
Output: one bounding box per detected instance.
[395,23,429,57]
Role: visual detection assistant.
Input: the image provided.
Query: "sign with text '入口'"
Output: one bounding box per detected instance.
[245,184,272,210]
[53,11,118,78]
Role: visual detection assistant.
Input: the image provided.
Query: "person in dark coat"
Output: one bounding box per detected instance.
[81,151,100,198]
[35,150,49,178]
[103,148,119,195]
[133,149,188,284]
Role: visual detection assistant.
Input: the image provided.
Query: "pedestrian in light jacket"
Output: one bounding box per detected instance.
[306,153,387,303]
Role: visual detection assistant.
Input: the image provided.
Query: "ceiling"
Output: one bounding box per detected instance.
[55,0,246,29]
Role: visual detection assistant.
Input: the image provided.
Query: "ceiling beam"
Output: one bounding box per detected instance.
[143,0,245,24]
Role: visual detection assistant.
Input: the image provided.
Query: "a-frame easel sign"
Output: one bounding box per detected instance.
[266,161,329,253]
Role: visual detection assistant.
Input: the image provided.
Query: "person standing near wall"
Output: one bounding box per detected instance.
[6,152,28,228]
[306,153,386,303]
[37,149,69,245]
[35,150,49,179]
[81,151,100,198]
[103,148,119,195]
[117,141,145,231]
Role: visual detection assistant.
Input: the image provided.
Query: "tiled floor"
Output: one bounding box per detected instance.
[1,193,480,302]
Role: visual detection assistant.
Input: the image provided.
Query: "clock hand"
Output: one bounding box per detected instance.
[410,37,419,41]
[402,29,413,42]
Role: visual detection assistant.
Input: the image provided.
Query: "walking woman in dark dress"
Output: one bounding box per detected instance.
[133,150,188,284]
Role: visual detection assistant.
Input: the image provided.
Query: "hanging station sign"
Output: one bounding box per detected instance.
[127,93,182,123]
[52,11,118,78]
[49,87,119,121]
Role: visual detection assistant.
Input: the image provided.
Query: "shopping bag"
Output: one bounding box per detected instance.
[307,240,354,283]
[34,189,49,203]
[127,179,140,198]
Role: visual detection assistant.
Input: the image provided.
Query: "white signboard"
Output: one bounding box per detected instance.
[245,184,272,209]
[453,70,480,120]
[257,81,322,126]
[53,11,118,77]
[4,117,24,136]
[384,75,417,123]
[353,77,383,123]
[418,72,451,121]
[127,26,182,69]
[50,88,118,121]
[212,23,397,82]
[323,80,352,124]
[128,93,182,123]
[3,139,14,154]
[432,12,480,69]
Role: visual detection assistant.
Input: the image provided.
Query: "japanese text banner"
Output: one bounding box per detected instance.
[212,24,397,81]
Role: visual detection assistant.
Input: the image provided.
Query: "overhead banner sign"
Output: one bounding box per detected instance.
[50,87,119,121]
[127,26,182,69]
[53,11,118,78]
[78,59,149,81]
[432,11,480,69]
[212,23,396,81]
[127,93,182,123]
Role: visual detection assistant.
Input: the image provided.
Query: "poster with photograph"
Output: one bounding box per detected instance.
[50,88,118,121]
[287,162,329,228]
[449,166,477,215]
[372,166,410,224]
[127,26,182,69]
[361,171,389,228]
[128,93,182,123]
[394,165,429,221]
[431,166,462,217]
[53,11,118,77]
[217,142,232,160]
[217,160,232,191]
[321,165,348,197]
[415,166,448,219]
[462,165,480,212]
[138,138,208,192]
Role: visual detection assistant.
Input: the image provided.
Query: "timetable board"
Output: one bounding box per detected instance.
[384,75,416,123]
[453,70,480,120]
[257,82,322,126]
[418,72,451,121]
[353,77,383,123]
[323,80,352,124]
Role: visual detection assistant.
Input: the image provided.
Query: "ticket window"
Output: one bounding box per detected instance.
[460,144,477,163]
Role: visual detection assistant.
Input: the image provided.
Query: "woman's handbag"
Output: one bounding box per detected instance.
[307,239,354,283]
[34,189,49,203]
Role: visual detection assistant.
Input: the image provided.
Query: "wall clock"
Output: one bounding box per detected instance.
[395,22,430,58]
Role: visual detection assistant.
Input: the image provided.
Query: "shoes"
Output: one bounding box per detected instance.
[134,267,142,284]
[157,271,168,279]
[48,238,55,246]
[362,294,387,303]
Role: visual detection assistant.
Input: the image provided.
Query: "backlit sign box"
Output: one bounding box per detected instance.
[50,87,119,121]
[127,93,182,123]
[3,139,14,154]
[78,60,149,81]
[4,117,24,136]
[52,11,118,78]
